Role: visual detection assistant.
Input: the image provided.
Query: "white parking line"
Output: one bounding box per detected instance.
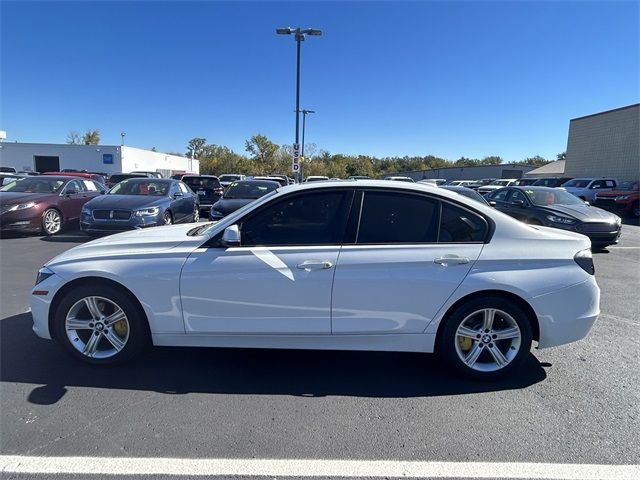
[0,456,638,479]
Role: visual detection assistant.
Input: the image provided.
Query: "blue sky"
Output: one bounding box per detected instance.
[1,1,638,161]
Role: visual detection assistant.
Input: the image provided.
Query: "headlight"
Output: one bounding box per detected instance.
[134,207,160,217]
[615,195,630,201]
[81,206,91,215]
[5,201,37,213]
[546,214,577,224]
[35,266,55,285]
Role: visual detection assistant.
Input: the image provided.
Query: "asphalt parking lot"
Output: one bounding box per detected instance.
[0,220,639,479]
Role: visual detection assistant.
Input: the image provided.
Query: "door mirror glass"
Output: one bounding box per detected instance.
[65,189,77,196]
[222,225,241,247]
[511,199,525,207]
[173,192,183,198]
[489,201,497,207]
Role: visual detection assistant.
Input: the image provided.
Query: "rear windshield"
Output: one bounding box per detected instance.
[109,174,146,183]
[617,181,639,191]
[183,177,221,189]
[219,175,242,182]
[224,181,279,199]
[490,180,512,186]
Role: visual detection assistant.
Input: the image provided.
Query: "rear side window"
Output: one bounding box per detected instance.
[241,191,352,246]
[439,202,488,243]
[357,192,438,244]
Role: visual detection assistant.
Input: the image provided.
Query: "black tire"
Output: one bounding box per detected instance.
[437,297,533,380]
[52,283,150,365]
[162,211,173,225]
[42,208,63,235]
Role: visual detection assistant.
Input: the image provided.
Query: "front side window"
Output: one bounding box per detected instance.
[64,180,84,193]
[357,191,438,244]
[487,189,509,202]
[241,190,352,247]
[178,182,189,194]
[508,189,527,204]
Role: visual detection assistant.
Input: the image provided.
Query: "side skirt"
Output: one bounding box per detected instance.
[151,333,436,353]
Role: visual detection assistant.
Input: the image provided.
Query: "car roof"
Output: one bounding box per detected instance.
[511,185,559,191]
[182,175,218,179]
[119,177,174,183]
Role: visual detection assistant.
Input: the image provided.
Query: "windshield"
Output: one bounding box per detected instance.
[109,180,169,196]
[524,188,585,206]
[0,177,65,193]
[219,175,241,182]
[224,181,278,199]
[562,179,590,188]
[617,181,638,191]
[183,177,220,189]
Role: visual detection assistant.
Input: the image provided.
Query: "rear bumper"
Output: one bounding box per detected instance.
[530,277,600,349]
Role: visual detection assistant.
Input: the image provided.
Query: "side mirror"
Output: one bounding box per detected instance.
[584,201,590,205]
[100,189,106,194]
[222,225,241,247]
[173,192,184,199]
[511,199,525,207]
[65,189,77,196]
[489,201,497,207]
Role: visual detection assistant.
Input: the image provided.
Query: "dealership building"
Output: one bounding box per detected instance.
[564,103,639,180]
[0,143,199,177]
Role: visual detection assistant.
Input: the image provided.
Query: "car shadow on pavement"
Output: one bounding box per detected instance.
[1,313,547,404]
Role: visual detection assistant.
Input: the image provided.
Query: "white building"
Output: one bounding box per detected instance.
[0,143,199,177]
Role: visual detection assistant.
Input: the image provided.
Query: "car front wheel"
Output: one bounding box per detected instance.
[163,211,173,225]
[437,297,533,380]
[42,208,62,235]
[53,284,149,365]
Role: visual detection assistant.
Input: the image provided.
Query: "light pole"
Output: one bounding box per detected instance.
[120,132,126,146]
[276,27,322,183]
[300,109,315,180]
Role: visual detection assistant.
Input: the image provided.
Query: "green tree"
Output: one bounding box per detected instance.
[245,134,279,175]
[481,156,503,165]
[522,155,550,166]
[82,129,100,145]
[556,151,566,161]
[186,137,207,158]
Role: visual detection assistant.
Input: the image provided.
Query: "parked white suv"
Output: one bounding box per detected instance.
[477,179,518,195]
[560,178,618,203]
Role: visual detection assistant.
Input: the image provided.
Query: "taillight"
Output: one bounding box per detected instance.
[214,187,224,195]
[574,249,595,275]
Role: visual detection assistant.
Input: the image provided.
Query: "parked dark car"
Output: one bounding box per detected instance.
[486,186,622,248]
[513,178,537,186]
[42,171,107,186]
[181,175,224,213]
[218,174,246,188]
[131,171,163,179]
[106,173,149,189]
[0,166,17,173]
[0,175,104,235]
[594,180,640,217]
[440,185,490,205]
[209,179,280,220]
[253,176,289,187]
[532,177,573,188]
[80,179,199,235]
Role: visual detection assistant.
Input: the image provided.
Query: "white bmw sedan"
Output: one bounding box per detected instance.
[31,181,599,379]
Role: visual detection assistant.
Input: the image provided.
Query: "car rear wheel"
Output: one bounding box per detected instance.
[53,284,149,365]
[163,211,173,225]
[42,208,62,235]
[437,297,533,380]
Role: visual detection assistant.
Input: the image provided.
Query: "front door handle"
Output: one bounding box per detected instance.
[434,256,470,266]
[296,260,334,271]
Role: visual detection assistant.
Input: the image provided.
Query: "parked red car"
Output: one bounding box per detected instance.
[42,171,107,186]
[594,180,639,217]
[0,176,104,235]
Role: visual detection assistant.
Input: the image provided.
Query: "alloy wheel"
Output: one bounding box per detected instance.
[163,212,173,225]
[454,308,522,372]
[193,208,200,222]
[65,296,130,359]
[43,209,62,235]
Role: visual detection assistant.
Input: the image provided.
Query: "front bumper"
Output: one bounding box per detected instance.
[31,272,68,340]
[530,277,600,349]
[543,221,621,246]
[80,212,163,234]
[0,210,43,233]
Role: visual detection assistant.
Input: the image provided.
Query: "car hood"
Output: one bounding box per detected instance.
[84,194,168,209]
[539,203,618,222]
[212,197,254,214]
[0,192,56,204]
[561,186,586,193]
[46,223,203,268]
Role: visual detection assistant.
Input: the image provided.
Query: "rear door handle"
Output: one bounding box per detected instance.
[296,260,334,271]
[434,256,470,266]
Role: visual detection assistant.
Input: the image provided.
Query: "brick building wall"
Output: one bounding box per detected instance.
[565,104,639,180]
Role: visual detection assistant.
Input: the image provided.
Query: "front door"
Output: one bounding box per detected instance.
[332,190,486,334]
[180,189,354,334]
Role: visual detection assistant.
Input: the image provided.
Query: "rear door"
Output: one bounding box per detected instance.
[331,190,486,334]
[59,179,86,221]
